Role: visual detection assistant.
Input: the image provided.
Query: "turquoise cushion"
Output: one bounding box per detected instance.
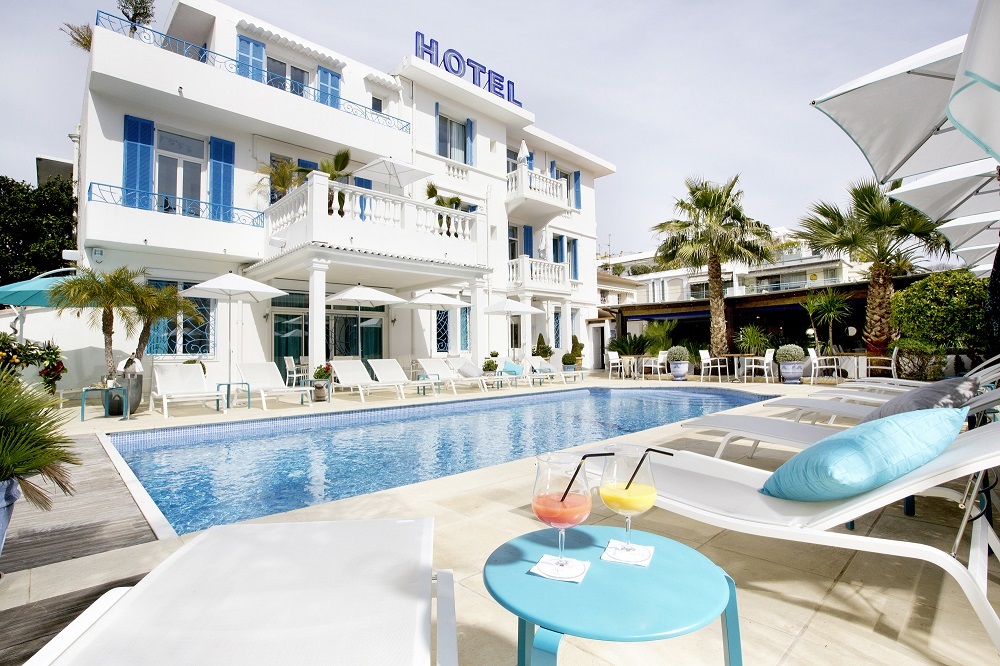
[502,360,524,376]
[760,407,968,502]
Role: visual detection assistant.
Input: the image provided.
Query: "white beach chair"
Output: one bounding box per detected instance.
[236,362,313,410]
[368,358,439,397]
[149,364,227,419]
[26,519,458,666]
[417,358,490,394]
[330,360,404,402]
[528,356,584,384]
[644,421,1000,652]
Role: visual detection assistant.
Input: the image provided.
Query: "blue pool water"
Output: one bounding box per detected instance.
[112,387,765,534]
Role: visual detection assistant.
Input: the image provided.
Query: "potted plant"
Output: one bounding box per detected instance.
[571,335,585,369]
[313,363,332,400]
[0,372,79,557]
[775,344,806,384]
[36,342,68,394]
[489,350,499,358]
[666,345,690,380]
[533,333,554,361]
[561,352,577,372]
[483,358,498,373]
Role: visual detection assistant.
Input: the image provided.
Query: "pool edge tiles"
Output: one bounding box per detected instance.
[108,386,771,453]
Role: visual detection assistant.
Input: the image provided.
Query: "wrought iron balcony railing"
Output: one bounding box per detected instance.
[88,183,265,227]
[94,11,411,133]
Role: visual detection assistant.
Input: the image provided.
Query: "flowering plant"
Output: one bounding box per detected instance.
[314,363,333,380]
[36,341,68,394]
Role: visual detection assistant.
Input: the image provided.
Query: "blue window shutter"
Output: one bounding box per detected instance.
[354,177,372,221]
[467,204,478,212]
[571,239,579,280]
[527,152,534,171]
[298,159,319,171]
[318,67,341,109]
[522,225,533,257]
[123,115,154,209]
[573,171,581,209]
[209,137,235,221]
[237,36,264,82]
[549,160,556,178]
[465,118,475,166]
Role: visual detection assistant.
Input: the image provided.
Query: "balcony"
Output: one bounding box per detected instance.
[84,183,265,260]
[507,256,571,295]
[95,12,410,134]
[505,164,570,220]
[264,173,482,267]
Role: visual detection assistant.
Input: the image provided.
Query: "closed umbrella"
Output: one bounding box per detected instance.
[396,291,469,355]
[484,298,543,357]
[812,35,983,183]
[181,274,287,384]
[350,157,433,189]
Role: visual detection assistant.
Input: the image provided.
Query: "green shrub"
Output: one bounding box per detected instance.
[666,345,689,362]
[533,333,554,359]
[894,338,946,381]
[607,333,651,356]
[644,320,677,355]
[571,335,584,356]
[482,358,498,372]
[735,324,771,356]
[891,270,988,352]
[561,352,576,366]
[775,344,805,363]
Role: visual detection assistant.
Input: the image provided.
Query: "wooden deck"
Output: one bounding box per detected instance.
[0,434,156,573]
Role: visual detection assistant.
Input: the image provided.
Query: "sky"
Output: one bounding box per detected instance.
[2,1,979,257]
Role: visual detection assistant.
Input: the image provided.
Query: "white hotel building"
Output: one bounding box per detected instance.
[46,0,615,385]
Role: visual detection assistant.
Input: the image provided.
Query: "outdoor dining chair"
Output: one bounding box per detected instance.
[283,356,307,387]
[699,350,727,383]
[808,347,841,385]
[743,348,775,383]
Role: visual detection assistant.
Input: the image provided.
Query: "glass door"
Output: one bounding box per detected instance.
[328,312,385,372]
[359,317,383,371]
[273,313,306,382]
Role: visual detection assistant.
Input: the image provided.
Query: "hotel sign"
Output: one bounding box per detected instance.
[415,32,522,107]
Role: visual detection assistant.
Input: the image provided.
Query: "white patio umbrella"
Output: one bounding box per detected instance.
[811,35,984,183]
[350,157,432,189]
[484,298,543,357]
[948,0,1000,165]
[180,274,287,384]
[888,158,999,221]
[325,284,406,307]
[937,212,1000,249]
[396,291,469,355]
[957,243,998,268]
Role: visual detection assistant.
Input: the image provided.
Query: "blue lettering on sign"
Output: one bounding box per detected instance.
[414,31,522,107]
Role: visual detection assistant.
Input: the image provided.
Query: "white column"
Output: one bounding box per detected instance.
[560,299,572,353]
[469,279,486,361]
[519,293,533,358]
[308,259,329,370]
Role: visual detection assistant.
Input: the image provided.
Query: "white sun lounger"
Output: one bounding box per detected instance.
[330,360,404,402]
[368,359,439,397]
[417,358,490,394]
[26,519,457,665]
[646,421,1000,651]
[148,364,228,419]
[527,356,584,384]
[236,362,313,409]
[765,388,1000,427]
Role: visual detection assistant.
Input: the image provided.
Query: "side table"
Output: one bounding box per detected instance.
[80,386,129,421]
[216,382,250,409]
[484,525,741,665]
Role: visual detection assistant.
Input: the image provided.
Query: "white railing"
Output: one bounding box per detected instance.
[265,184,309,235]
[328,181,476,241]
[508,256,570,291]
[505,164,566,206]
[445,163,469,181]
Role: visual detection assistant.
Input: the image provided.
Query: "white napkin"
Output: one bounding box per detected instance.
[601,539,654,567]
[529,555,591,583]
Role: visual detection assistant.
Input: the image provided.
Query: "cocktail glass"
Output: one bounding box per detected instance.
[531,453,593,579]
[599,447,656,562]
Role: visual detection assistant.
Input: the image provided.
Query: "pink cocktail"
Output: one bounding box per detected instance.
[532,453,593,579]
[531,492,592,529]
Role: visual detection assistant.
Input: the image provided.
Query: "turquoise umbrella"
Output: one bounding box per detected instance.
[0,276,68,307]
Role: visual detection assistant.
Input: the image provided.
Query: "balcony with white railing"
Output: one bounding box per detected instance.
[507,256,571,295]
[265,172,482,267]
[505,164,570,220]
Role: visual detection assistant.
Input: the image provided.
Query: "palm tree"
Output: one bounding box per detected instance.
[61,23,92,51]
[254,158,304,204]
[426,183,463,237]
[117,0,154,36]
[652,175,774,356]
[131,283,203,361]
[49,267,147,379]
[0,374,79,512]
[796,179,949,356]
[809,288,851,352]
[307,149,351,216]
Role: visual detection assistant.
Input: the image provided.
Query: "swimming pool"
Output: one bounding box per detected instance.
[111,387,766,534]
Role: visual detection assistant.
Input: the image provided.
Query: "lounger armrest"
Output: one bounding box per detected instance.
[26,587,133,665]
[434,569,458,666]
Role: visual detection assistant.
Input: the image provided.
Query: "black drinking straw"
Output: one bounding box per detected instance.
[559,452,614,502]
[623,448,675,490]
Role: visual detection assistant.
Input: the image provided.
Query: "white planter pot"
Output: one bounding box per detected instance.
[780,362,804,384]
[1,479,20,557]
[669,361,689,381]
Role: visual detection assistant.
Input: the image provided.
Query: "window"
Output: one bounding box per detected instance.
[554,167,582,209]
[508,226,519,260]
[265,57,308,95]
[237,36,265,83]
[460,307,470,351]
[437,114,466,163]
[371,96,383,113]
[145,279,214,357]
[506,149,518,173]
[436,310,449,353]
[553,311,562,348]
[551,235,566,263]
[156,131,204,216]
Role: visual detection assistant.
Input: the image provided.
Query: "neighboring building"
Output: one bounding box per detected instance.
[604,227,868,305]
[14,0,615,386]
[596,271,641,308]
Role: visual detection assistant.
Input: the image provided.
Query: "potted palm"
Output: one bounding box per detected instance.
[666,345,690,380]
[561,352,577,372]
[533,334,554,361]
[313,363,332,400]
[776,344,806,384]
[0,372,79,557]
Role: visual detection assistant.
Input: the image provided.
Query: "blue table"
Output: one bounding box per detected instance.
[483,526,741,665]
[80,386,129,421]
